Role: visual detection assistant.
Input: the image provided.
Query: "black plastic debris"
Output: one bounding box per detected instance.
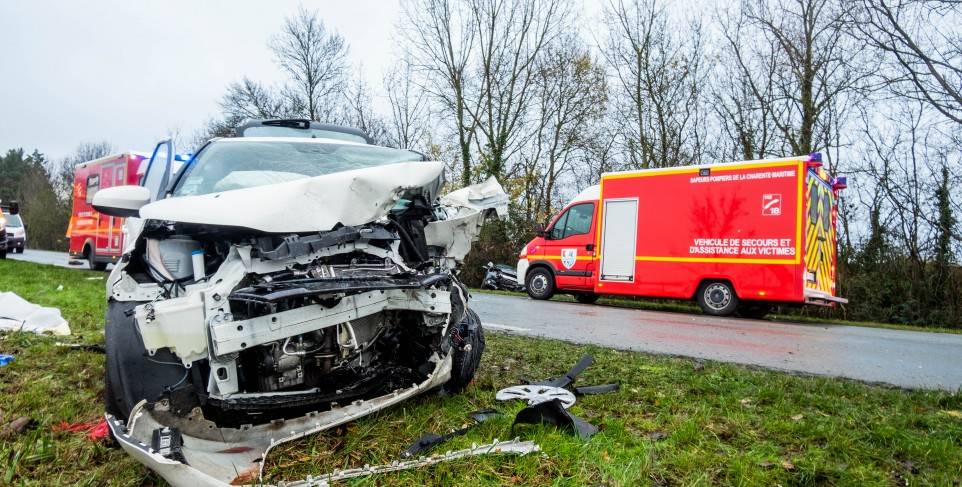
[512,398,599,440]
[531,354,595,388]
[573,383,620,395]
[401,408,502,458]
[507,354,618,439]
[151,426,186,463]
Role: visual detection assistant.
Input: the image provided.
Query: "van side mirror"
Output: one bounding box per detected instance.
[535,223,546,237]
[92,185,151,217]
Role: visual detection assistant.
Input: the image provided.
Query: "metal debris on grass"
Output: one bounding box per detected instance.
[400,408,502,458]
[289,438,540,487]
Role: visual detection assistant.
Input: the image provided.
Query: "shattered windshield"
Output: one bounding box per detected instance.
[173,140,424,196]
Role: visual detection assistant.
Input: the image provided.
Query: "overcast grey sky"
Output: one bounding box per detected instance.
[0,1,403,161]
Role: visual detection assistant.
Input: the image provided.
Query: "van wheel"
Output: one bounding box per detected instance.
[84,245,107,271]
[574,293,600,304]
[696,281,739,316]
[0,250,6,259]
[525,268,555,300]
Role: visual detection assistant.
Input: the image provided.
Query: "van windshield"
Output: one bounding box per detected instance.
[173,140,424,197]
[2,213,22,227]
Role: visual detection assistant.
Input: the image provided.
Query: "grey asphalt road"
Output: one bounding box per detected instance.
[471,292,962,391]
[7,248,94,269]
[10,249,961,390]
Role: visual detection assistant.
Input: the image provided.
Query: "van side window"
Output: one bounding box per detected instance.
[85,174,100,204]
[549,202,594,239]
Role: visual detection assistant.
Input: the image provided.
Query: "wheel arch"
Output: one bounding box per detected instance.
[692,276,740,300]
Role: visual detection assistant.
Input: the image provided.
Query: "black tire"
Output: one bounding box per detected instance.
[104,300,188,421]
[737,303,772,319]
[574,293,600,304]
[15,247,23,254]
[525,267,555,300]
[696,280,739,316]
[85,246,108,271]
[0,250,5,259]
[445,308,485,393]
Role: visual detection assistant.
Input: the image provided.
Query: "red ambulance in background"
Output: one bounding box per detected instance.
[67,140,186,269]
[517,153,847,318]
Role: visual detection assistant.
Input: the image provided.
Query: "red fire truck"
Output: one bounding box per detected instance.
[517,153,847,317]
[67,140,186,269]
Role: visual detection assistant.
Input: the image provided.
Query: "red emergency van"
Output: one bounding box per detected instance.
[67,152,150,269]
[517,153,847,317]
[67,139,187,270]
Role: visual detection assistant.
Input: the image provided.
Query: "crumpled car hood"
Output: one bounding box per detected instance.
[138,161,445,233]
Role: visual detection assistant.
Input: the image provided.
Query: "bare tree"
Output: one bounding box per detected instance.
[742,0,870,156]
[521,34,607,222]
[465,0,567,180]
[712,5,783,160]
[220,77,288,122]
[337,74,390,145]
[400,0,479,185]
[385,56,430,150]
[603,0,707,169]
[854,0,962,124]
[270,7,350,122]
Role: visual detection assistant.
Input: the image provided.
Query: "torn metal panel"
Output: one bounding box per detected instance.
[425,176,510,261]
[138,161,445,233]
[301,438,540,486]
[210,288,451,356]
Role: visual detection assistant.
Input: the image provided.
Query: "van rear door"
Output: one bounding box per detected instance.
[803,169,837,297]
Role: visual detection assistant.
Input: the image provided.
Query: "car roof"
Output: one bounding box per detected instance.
[235,119,375,144]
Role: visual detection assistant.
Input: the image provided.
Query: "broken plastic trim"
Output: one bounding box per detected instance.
[229,273,451,304]
[512,398,599,440]
[252,225,398,261]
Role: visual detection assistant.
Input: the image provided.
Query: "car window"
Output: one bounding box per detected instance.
[173,140,424,197]
[550,203,594,240]
[85,174,100,204]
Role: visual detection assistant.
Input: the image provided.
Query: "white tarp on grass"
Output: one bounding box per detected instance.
[0,292,71,335]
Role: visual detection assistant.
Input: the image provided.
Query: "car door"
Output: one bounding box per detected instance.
[142,140,174,202]
[542,202,596,289]
[96,164,114,253]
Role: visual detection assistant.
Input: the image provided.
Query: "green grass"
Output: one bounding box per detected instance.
[473,287,962,334]
[2,259,961,485]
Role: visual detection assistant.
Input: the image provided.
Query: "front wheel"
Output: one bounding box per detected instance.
[696,281,739,316]
[445,309,485,393]
[0,250,5,259]
[525,268,555,300]
[574,293,600,304]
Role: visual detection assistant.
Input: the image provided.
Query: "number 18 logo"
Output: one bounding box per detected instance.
[762,194,781,216]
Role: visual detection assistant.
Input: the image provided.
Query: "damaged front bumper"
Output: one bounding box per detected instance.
[108,354,452,486]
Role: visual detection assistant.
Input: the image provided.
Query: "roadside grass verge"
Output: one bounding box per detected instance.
[0,259,960,485]
[473,288,962,334]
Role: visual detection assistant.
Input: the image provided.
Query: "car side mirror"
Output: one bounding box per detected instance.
[535,223,546,237]
[92,185,151,217]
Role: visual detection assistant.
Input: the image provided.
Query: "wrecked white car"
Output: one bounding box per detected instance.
[91,134,507,486]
